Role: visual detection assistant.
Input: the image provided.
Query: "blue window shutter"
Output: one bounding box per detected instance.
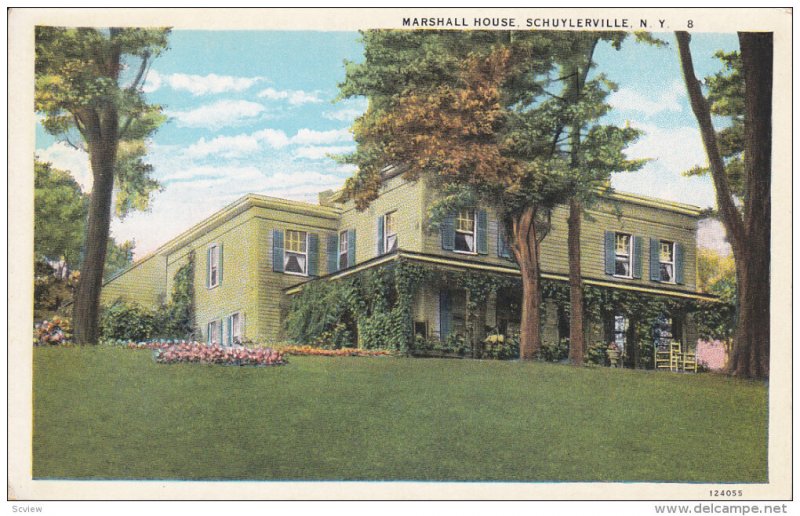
[308,233,319,276]
[439,290,451,341]
[272,229,284,272]
[633,236,643,279]
[226,316,232,346]
[675,242,685,284]
[218,244,223,285]
[327,233,338,274]
[476,210,488,255]
[376,216,385,255]
[649,238,661,281]
[206,247,211,288]
[441,213,455,250]
[348,229,356,267]
[604,231,615,275]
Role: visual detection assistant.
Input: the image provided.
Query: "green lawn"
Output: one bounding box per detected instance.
[33,346,767,482]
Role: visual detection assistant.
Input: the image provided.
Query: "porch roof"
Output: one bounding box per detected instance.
[283,249,720,302]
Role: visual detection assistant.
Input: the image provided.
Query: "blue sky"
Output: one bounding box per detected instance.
[35,31,739,258]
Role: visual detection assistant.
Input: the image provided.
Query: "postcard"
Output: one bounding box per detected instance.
[8,7,793,504]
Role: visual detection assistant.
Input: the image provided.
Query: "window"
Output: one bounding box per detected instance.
[207,320,218,345]
[228,312,242,346]
[614,315,628,356]
[284,230,308,275]
[614,233,633,278]
[659,241,675,283]
[414,321,428,338]
[339,230,348,270]
[384,212,398,252]
[208,244,220,287]
[454,209,476,253]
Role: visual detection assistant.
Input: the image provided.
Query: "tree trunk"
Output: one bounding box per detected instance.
[512,206,543,360]
[727,32,772,378]
[676,31,771,379]
[567,197,585,365]
[72,119,118,344]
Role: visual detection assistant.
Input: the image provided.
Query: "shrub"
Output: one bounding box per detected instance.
[586,341,608,366]
[34,317,72,346]
[436,333,470,356]
[277,345,394,357]
[538,338,569,362]
[99,301,161,342]
[310,322,353,349]
[482,332,519,360]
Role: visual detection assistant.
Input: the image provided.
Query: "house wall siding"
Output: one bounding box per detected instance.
[100,253,167,308]
[337,175,426,264]
[419,188,699,292]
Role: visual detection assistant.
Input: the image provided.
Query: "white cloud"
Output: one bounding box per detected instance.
[291,128,351,146]
[610,122,716,209]
[609,81,684,116]
[35,142,92,192]
[698,219,732,256]
[185,134,262,159]
[257,87,323,105]
[182,127,352,160]
[142,69,162,93]
[294,145,354,160]
[168,100,266,130]
[322,107,365,121]
[167,73,261,96]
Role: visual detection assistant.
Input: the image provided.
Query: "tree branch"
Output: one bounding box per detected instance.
[675,31,745,252]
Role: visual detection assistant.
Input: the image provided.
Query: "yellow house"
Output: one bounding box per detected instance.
[102,168,716,360]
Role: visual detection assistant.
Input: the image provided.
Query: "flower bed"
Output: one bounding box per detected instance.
[153,342,286,367]
[34,317,72,346]
[276,345,395,357]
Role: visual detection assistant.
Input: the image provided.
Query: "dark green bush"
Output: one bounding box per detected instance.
[99,301,161,342]
[538,338,569,362]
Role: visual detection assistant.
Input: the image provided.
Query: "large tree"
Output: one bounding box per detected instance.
[35,27,169,344]
[548,33,645,365]
[339,31,641,359]
[675,32,771,379]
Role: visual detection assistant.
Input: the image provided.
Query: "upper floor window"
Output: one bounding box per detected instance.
[339,230,349,270]
[384,211,398,252]
[208,244,220,288]
[284,230,308,275]
[614,233,632,278]
[659,241,675,283]
[454,209,476,254]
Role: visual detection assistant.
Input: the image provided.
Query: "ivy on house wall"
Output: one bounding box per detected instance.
[285,259,734,365]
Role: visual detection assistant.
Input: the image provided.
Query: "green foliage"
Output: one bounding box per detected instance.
[682,50,745,200]
[586,341,609,366]
[538,338,569,362]
[286,262,432,352]
[34,158,137,282]
[99,300,161,342]
[99,257,196,342]
[161,255,196,339]
[34,160,88,265]
[34,259,78,322]
[482,332,520,360]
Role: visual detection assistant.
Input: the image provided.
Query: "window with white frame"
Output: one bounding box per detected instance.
[209,244,220,287]
[207,320,218,345]
[284,230,308,275]
[229,312,242,345]
[614,233,633,278]
[659,240,675,283]
[339,230,348,270]
[454,209,477,253]
[384,212,398,252]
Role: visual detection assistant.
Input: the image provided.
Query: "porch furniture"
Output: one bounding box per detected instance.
[682,349,698,373]
[655,341,683,372]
